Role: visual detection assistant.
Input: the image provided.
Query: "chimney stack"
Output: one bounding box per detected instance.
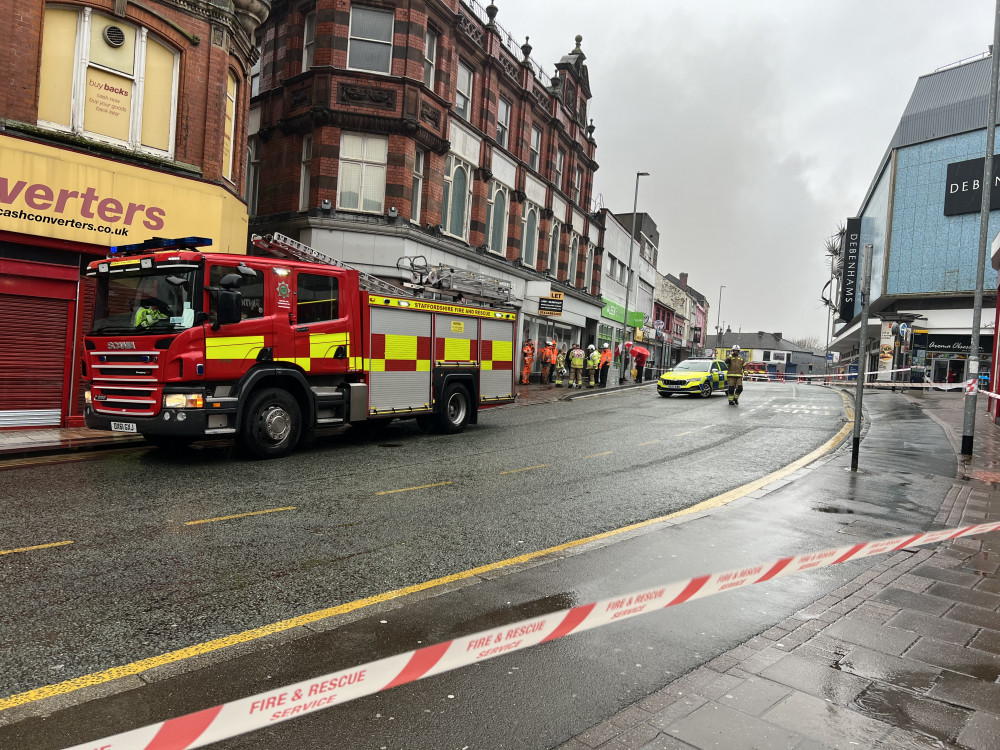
[679,272,688,290]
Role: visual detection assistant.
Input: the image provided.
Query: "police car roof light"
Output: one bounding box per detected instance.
[109,236,213,256]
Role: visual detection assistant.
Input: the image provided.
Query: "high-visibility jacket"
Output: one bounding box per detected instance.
[599,349,613,366]
[556,352,566,370]
[587,350,600,369]
[725,355,746,377]
[522,344,535,363]
[569,348,585,368]
[542,345,557,364]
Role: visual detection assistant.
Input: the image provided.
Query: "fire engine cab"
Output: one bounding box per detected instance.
[82,234,517,458]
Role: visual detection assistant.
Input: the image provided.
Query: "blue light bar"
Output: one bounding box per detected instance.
[108,237,213,256]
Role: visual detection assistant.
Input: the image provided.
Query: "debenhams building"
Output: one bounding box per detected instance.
[832,53,999,386]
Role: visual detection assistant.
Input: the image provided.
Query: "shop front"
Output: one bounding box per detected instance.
[911,330,993,387]
[519,288,599,381]
[0,135,249,427]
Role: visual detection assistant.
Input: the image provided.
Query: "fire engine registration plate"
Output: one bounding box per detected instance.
[110,422,138,433]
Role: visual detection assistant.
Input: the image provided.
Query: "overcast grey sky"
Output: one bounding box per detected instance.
[493,0,995,341]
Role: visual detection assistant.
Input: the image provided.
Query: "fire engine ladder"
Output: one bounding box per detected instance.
[251,233,410,298]
[396,256,514,307]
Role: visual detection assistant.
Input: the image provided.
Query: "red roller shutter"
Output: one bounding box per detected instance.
[0,294,69,426]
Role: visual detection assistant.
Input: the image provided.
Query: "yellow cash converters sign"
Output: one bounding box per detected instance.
[0,134,248,252]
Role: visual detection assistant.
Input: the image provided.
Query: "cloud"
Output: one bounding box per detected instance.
[493,0,994,338]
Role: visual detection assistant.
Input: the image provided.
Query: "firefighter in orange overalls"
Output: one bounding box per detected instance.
[546,340,559,383]
[598,343,614,387]
[539,340,556,384]
[521,339,535,384]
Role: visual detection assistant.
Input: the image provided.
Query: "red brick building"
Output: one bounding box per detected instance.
[0,0,266,427]
[250,0,603,353]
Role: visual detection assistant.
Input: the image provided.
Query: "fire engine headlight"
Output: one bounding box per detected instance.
[84,390,92,404]
[163,393,204,409]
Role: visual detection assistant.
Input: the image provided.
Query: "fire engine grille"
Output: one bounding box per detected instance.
[89,351,162,416]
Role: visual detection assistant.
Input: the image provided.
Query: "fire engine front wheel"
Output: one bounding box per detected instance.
[240,388,301,459]
[437,383,471,434]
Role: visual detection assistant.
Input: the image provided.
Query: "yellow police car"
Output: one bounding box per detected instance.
[657,358,728,398]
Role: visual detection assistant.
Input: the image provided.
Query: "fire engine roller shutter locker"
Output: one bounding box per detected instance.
[368,307,432,413]
[0,294,69,427]
[480,318,515,400]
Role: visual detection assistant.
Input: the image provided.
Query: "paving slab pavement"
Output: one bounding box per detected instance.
[560,389,1000,750]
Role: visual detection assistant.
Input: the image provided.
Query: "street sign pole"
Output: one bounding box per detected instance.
[962,0,1000,454]
[852,244,874,471]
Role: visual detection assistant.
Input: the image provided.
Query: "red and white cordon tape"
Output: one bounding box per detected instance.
[68,521,1000,750]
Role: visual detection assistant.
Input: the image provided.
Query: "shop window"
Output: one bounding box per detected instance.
[337,132,388,213]
[347,5,393,75]
[297,273,339,324]
[442,154,472,240]
[485,181,509,254]
[455,61,473,120]
[521,203,539,267]
[38,6,179,157]
[222,71,238,183]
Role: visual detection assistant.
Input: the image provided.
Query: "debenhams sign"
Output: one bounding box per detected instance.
[944,157,1000,216]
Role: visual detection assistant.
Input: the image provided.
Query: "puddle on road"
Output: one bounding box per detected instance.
[813,506,855,514]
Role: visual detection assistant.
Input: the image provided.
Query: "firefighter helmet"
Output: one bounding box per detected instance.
[732,345,741,352]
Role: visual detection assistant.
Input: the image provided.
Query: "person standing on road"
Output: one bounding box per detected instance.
[633,346,649,383]
[569,343,586,389]
[725,344,746,405]
[539,340,555,385]
[599,343,613,387]
[586,344,600,388]
[554,345,567,387]
[521,339,535,385]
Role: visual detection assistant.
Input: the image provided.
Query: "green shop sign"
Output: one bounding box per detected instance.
[601,297,645,327]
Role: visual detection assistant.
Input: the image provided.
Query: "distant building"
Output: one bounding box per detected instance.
[715,330,825,377]
[598,210,657,361]
[0,0,264,427]
[657,273,709,365]
[830,53,998,389]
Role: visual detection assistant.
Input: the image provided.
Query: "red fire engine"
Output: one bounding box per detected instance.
[82,234,517,458]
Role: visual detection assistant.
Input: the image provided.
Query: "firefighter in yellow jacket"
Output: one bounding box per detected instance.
[568,343,586,389]
[554,345,567,387]
[585,344,600,388]
[725,345,746,405]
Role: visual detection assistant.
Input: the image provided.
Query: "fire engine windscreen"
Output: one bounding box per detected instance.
[91,268,198,334]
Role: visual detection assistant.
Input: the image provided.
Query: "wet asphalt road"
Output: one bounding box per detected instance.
[0,385,953,748]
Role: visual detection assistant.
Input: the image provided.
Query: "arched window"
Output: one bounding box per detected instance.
[548,218,562,274]
[443,154,472,240]
[584,242,596,293]
[521,203,539,267]
[485,181,508,254]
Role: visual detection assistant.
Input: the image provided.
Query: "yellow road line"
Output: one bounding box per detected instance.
[500,465,549,475]
[0,403,855,713]
[675,431,692,436]
[583,451,613,459]
[0,540,74,556]
[376,481,453,496]
[184,507,297,526]
[637,440,661,446]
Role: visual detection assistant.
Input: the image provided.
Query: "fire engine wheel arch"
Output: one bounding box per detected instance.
[234,367,316,432]
[433,372,478,429]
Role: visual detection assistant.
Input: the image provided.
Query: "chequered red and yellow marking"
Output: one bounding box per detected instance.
[369,333,432,372]
[435,338,480,363]
[480,339,514,371]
